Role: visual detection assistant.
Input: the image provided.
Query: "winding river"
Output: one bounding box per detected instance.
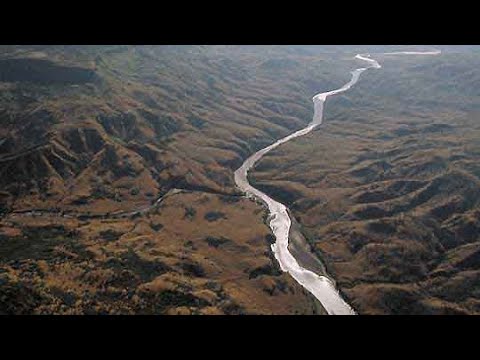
[234,50,440,315]
[5,49,440,315]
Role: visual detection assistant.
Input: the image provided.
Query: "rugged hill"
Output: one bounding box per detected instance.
[250,48,480,314]
[0,45,356,215]
[0,45,362,314]
[3,45,477,315]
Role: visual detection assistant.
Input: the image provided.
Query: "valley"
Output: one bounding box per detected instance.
[1,45,479,315]
[250,48,480,314]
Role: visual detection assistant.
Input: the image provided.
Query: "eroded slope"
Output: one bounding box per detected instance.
[251,50,480,314]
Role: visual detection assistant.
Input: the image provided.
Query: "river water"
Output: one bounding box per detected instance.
[234,51,439,315]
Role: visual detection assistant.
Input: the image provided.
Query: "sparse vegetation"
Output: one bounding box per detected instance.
[2,45,479,315]
[250,48,480,314]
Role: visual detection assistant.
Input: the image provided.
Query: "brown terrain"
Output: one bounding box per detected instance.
[1,45,478,315]
[0,45,358,314]
[1,190,322,314]
[251,48,480,314]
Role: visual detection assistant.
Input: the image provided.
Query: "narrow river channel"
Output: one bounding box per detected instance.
[234,51,440,315]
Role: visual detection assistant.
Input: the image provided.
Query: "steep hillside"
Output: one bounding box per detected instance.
[4,45,477,315]
[0,45,361,314]
[250,49,480,314]
[0,45,357,215]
